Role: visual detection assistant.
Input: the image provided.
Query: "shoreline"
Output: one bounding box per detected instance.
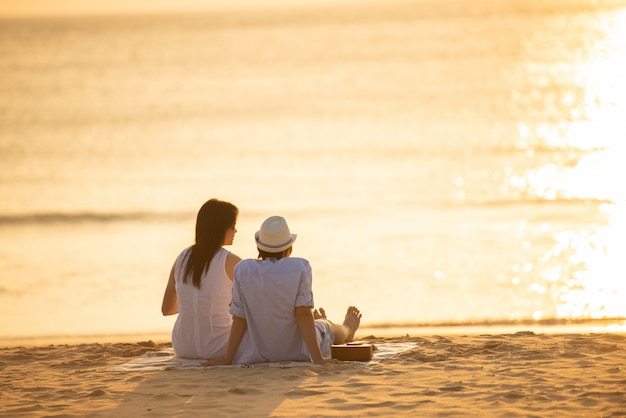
[2,320,625,349]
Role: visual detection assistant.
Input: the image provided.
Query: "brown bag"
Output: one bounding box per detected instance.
[331,343,374,361]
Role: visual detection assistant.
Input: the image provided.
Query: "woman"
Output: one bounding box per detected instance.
[161,198,241,359]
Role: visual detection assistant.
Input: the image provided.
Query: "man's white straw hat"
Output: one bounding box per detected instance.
[255,216,297,253]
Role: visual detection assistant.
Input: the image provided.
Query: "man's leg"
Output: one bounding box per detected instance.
[314,306,362,344]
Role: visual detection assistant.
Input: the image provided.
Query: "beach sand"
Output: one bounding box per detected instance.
[1,332,625,417]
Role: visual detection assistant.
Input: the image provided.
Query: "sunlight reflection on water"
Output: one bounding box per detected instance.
[519,8,626,321]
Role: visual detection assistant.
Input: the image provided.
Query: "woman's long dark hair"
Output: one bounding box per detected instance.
[183,198,238,288]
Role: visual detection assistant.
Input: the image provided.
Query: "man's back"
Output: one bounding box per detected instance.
[230,257,315,364]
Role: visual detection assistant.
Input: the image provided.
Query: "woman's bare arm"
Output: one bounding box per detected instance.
[161,262,178,316]
[224,252,241,281]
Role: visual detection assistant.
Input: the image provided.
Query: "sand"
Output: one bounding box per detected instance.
[1,332,625,417]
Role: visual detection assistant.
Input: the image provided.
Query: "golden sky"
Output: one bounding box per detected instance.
[0,0,252,17]
[0,0,366,17]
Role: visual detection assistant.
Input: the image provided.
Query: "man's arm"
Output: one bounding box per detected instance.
[295,306,326,365]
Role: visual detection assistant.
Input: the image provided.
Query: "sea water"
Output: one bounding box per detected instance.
[1,0,626,345]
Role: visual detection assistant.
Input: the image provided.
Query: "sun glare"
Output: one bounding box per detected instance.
[518,9,626,321]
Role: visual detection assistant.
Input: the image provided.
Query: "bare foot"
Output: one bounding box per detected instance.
[313,307,327,320]
[343,306,362,342]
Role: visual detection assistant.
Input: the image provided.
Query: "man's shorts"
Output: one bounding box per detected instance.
[315,320,335,357]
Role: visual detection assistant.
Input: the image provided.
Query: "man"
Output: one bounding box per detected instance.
[211,216,361,365]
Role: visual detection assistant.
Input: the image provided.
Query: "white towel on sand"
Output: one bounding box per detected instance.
[110,342,418,371]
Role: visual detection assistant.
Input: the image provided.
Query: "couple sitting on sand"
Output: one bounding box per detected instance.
[161,198,361,365]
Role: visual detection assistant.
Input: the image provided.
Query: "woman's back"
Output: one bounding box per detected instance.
[172,247,233,359]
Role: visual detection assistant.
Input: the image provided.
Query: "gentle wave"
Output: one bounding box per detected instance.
[0,196,610,227]
[366,317,626,330]
[420,196,611,211]
[0,211,194,226]
[475,197,612,207]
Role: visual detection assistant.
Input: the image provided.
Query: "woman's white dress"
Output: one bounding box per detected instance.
[171,247,233,359]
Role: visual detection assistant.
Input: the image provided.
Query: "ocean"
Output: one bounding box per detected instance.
[1,0,625,345]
